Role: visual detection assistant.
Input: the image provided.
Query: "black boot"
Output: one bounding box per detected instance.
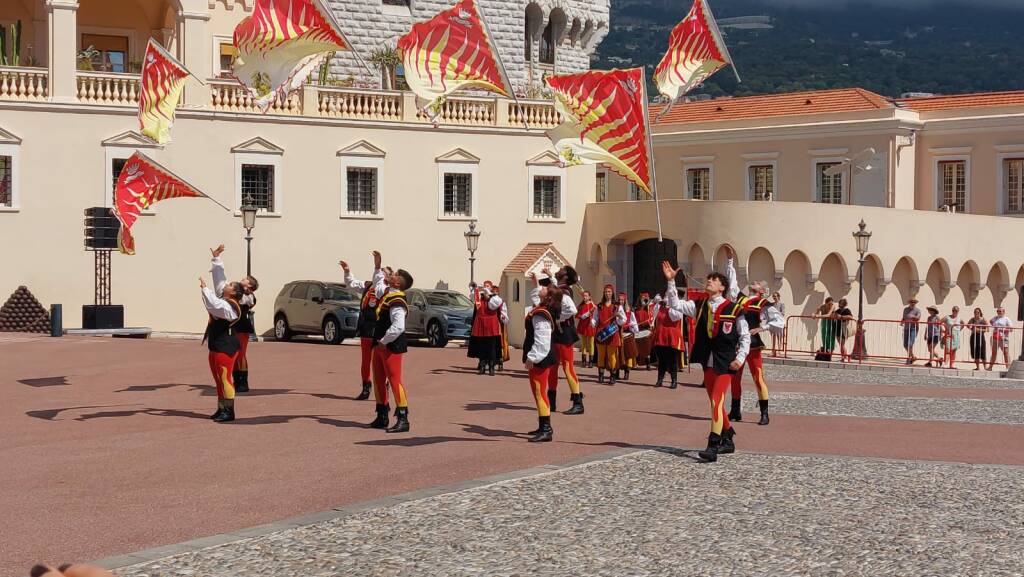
[669,377,678,390]
[720,428,736,454]
[564,393,584,415]
[758,400,770,426]
[547,389,557,413]
[497,362,504,372]
[698,433,722,462]
[488,361,496,376]
[234,371,249,393]
[368,403,389,429]
[356,381,372,401]
[528,416,553,442]
[386,407,410,433]
[623,368,630,380]
[477,360,485,375]
[598,370,605,384]
[655,375,664,388]
[210,400,225,420]
[729,398,743,422]
[213,400,235,423]
[609,370,618,385]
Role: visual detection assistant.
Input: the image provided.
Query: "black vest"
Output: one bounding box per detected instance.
[739,294,767,350]
[357,286,379,338]
[553,286,579,345]
[690,298,743,374]
[373,291,408,353]
[523,306,559,368]
[204,299,241,355]
[235,295,256,334]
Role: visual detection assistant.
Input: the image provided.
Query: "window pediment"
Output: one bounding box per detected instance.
[337,140,387,158]
[231,137,284,155]
[435,148,480,164]
[101,130,162,149]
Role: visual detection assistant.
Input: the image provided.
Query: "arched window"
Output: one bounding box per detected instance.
[513,279,521,302]
[524,20,531,61]
[540,21,555,64]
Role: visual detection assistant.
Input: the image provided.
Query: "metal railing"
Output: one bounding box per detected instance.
[781,314,1022,370]
[0,66,48,100]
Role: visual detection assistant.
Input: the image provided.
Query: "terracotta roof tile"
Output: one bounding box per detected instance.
[895,90,1024,112]
[503,243,570,274]
[651,88,893,125]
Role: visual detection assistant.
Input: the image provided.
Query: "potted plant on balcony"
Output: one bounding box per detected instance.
[369,46,401,90]
[77,46,99,71]
[0,20,22,67]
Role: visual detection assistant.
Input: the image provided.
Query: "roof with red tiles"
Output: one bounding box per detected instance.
[503,243,571,274]
[651,88,894,125]
[895,90,1024,112]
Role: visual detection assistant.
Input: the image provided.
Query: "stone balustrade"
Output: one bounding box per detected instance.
[76,72,140,105]
[0,67,558,131]
[0,67,48,101]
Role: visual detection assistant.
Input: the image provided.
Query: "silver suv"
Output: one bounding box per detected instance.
[273,281,361,344]
[404,289,474,347]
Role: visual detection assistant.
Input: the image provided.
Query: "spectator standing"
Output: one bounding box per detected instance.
[835,299,855,362]
[967,308,988,370]
[770,291,785,356]
[924,306,942,367]
[815,297,837,356]
[901,298,922,365]
[941,306,964,369]
[988,307,1013,371]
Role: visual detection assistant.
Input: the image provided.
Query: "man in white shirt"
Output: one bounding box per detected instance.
[210,244,259,393]
[200,275,243,423]
[988,307,1013,371]
[368,250,415,433]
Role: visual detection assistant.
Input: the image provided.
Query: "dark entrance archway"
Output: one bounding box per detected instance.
[632,238,678,300]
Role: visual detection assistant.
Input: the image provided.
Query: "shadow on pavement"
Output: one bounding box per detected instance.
[630,409,709,422]
[457,423,525,439]
[356,436,499,447]
[26,404,137,421]
[463,400,534,412]
[17,376,69,387]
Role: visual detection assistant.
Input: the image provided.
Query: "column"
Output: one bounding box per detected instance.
[177,10,211,107]
[46,0,78,102]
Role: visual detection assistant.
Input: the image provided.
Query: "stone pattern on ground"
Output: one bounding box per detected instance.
[740,392,1024,425]
[118,451,1024,577]
[766,363,1024,390]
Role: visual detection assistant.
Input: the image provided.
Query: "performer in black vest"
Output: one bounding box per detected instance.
[200,276,243,423]
[531,266,582,414]
[661,259,750,462]
[522,286,563,442]
[368,250,415,433]
[210,244,259,393]
[341,259,377,401]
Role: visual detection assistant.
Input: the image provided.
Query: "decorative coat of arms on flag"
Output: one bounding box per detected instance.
[397,0,512,121]
[653,0,738,119]
[232,0,354,112]
[138,39,190,145]
[546,68,654,195]
[112,152,205,255]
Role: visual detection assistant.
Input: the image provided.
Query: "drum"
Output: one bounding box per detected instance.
[635,331,653,359]
[622,333,639,359]
[596,322,619,344]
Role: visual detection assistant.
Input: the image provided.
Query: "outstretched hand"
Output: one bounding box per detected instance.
[210,244,225,258]
[372,251,382,269]
[339,260,349,272]
[199,277,207,289]
[661,261,682,281]
[724,245,735,260]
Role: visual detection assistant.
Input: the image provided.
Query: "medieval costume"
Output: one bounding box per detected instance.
[202,285,241,423]
[212,257,255,393]
[523,304,559,442]
[468,285,504,376]
[368,266,414,433]
[576,295,597,368]
[530,278,582,414]
[652,290,685,389]
[345,270,377,401]
[726,262,784,426]
[592,287,627,385]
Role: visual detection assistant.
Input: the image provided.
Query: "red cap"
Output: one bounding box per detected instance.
[640,292,650,298]
[483,280,494,288]
[618,292,627,299]
[603,284,614,292]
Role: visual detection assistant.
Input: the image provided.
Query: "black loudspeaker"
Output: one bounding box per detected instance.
[83,305,124,329]
[84,207,120,251]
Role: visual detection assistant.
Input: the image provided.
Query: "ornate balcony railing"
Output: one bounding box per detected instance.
[418,95,497,125]
[0,67,48,101]
[318,87,403,121]
[76,72,141,105]
[209,79,302,115]
[509,100,561,129]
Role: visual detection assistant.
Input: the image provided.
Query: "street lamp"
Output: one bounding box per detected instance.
[464,220,481,287]
[240,194,258,277]
[852,219,872,360]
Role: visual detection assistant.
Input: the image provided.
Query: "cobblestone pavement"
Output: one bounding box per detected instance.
[741,391,1024,425]
[118,450,1024,577]
[766,363,1024,389]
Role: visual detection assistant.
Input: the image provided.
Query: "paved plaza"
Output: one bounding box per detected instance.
[2,334,1023,577]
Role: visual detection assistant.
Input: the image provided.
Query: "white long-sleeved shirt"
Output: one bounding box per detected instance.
[343,270,363,289]
[526,313,553,364]
[379,306,406,345]
[760,304,785,337]
[372,267,388,298]
[666,279,750,365]
[591,303,628,328]
[211,257,254,306]
[202,287,238,321]
[500,302,509,324]
[725,257,739,302]
[487,294,503,311]
[624,310,639,334]
[529,286,578,323]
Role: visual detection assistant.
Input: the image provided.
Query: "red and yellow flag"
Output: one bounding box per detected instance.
[397,0,511,117]
[138,39,190,145]
[112,152,204,255]
[546,68,653,194]
[653,0,735,103]
[232,0,351,112]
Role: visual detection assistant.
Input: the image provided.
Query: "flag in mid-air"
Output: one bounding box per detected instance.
[138,39,190,144]
[232,0,352,112]
[546,68,653,195]
[397,0,511,119]
[653,0,736,110]
[112,152,204,255]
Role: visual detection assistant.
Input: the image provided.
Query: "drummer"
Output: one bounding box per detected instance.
[617,292,640,381]
[634,292,654,370]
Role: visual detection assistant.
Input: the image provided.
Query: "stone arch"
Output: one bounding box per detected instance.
[524,2,545,62]
[568,17,582,46]
[986,262,1011,306]
[819,252,850,300]
[782,250,813,310]
[549,7,569,44]
[686,243,707,279]
[925,258,952,304]
[588,242,603,273]
[861,254,884,305]
[580,19,595,49]
[747,247,776,292]
[892,256,920,305]
[955,261,981,306]
[1016,265,1024,291]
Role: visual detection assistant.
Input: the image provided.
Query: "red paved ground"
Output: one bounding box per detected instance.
[1,335,1023,575]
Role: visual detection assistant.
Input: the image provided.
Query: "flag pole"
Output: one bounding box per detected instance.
[703,0,740,83]
[639,68,664,242]
[476,0,530,131]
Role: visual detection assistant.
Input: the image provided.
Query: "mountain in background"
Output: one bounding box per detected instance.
[594,0,1024,98]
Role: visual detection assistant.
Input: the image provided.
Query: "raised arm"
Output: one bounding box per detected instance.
[371,251,388,298]
[210,244,227,297]
[201,281,238,322]
[339,260,362,288]
[724,246,739,301]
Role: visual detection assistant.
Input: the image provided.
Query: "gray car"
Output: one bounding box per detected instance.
[404,289,475,347]
[273,281,361,344]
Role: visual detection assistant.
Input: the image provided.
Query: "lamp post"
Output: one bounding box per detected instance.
[852,219,872,360]
[464,220,481,287]
[240,195,257,277]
